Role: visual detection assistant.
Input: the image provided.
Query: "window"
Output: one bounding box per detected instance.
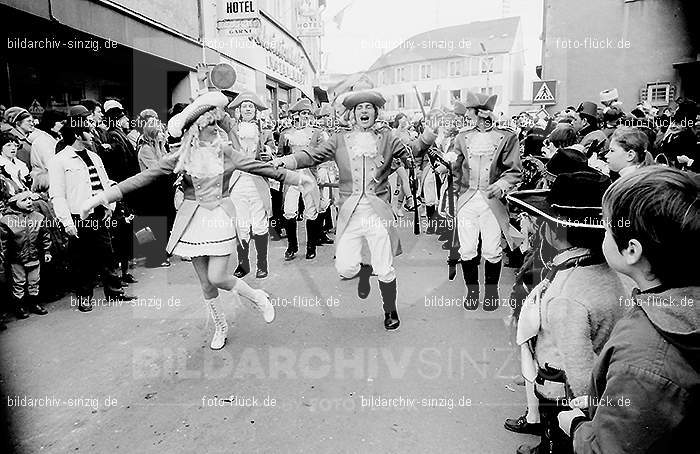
[480,87,494,95]
[448,60,463,77]
[480,56,495,74]
[395,66,407,82]
[397,94,405,109]
[450,89,461,101]
[420,63,432,80]
[647,82,671,107]
[421,92,431,107]
[469,57,479,75]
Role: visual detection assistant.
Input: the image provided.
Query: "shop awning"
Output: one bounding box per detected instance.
[46,0,217,69]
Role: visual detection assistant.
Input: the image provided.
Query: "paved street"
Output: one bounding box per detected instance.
[1,225,537,454]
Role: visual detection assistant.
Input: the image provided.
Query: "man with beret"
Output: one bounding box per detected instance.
[277,98,325,261]
[449,91,522,312]
[272,89,436,330]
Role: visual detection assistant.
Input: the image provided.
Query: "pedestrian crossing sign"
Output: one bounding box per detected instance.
[532,80,557,104]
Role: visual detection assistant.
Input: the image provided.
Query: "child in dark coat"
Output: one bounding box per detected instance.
[0,180,51,318]
[558,166,700,453]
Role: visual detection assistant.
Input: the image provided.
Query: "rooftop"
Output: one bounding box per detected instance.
[368,16,520,71]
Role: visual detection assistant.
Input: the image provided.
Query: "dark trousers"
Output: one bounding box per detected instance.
[71,214,122,299]
[534,389,574,454]
[112,204,134,275]
[270,188,284,232]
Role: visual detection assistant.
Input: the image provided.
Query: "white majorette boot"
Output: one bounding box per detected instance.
[205,295,228,350]
[234,280,275,323]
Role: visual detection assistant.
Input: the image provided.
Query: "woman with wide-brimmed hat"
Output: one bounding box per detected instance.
[80,91,314,350]
[227,90,276,279]
[505,171,628,454]
[273,89,436,330]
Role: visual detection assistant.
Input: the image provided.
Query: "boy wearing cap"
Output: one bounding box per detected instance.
[0,180,51,318]
[277,98,325,261]
[449,91,522,311]
[558,166,699,454]
[273,89,436,330]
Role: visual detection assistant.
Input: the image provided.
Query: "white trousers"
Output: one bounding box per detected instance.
[316,165,335,212]
[284,183,319,220]
[230,182,268,242]
[336,202,395,282]
[421,169,438,206]
[457,191,502,262]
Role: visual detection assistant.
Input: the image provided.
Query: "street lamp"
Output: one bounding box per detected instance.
[480,41,491,92]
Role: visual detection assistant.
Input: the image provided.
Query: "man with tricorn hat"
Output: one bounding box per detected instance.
[227,90,276,279]
[272,89,437,330]
[448,91,522,311]
[277,98,325,261]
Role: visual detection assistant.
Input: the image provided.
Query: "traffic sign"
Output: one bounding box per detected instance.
[532,80,556,104]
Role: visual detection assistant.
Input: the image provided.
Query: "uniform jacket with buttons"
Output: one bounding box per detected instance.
[102,139,301,253]
[0,207,51,266]
[449,124,522,248]
[277,126,324,208]
[228,123,277,216]
[280,126,435,256]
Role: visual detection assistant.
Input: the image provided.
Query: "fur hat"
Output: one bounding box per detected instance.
[289,98,314,113]
[599,88,619,104]
[342,90,386,110]
[167,91,229,138]
[229,91,268,111]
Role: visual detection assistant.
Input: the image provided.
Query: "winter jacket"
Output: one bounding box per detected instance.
[28,128,58,192]
[0,208,51,266]
[102,127,141,183]
[572,286,700,453]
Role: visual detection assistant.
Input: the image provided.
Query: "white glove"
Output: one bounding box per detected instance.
[298,173,315,193]
[558,408,586,436]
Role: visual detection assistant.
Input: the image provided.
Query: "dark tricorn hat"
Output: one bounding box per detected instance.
[507,171,611,228]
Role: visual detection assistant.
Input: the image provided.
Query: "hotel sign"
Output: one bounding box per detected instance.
[217,0,261,36]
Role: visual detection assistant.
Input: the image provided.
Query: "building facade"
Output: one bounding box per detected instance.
[0,0,320,121]
[365,17,524,118]
[540,0,700,112]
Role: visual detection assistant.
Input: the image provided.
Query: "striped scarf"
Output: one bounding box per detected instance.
[74,148,104,195]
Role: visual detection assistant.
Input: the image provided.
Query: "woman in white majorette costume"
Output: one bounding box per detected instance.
[80,91,313,349]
